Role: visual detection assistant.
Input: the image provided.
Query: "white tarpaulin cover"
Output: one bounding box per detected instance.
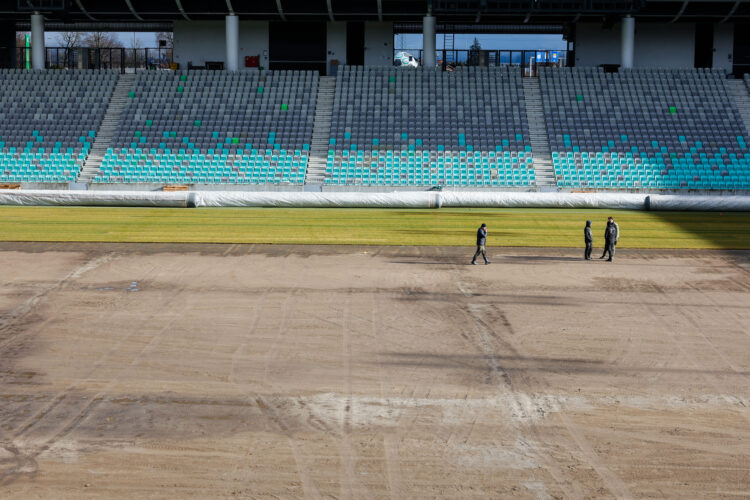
[647,194,750,211]
[0,190,748,211]
[194,191,442,208]
[438,191,648,209]
[0,190,188,207]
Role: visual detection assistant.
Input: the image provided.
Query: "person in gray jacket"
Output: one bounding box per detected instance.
[600,217,618,261]
[584,220,593,260]
[471,223,491,265]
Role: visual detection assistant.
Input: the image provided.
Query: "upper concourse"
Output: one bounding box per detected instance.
[0,1,749,74]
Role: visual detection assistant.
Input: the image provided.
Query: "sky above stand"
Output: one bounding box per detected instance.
[26,31,566,52]
[395,33,567,51]
[27,32,162,48]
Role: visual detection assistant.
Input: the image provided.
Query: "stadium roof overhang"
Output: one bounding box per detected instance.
[1,0,749,26]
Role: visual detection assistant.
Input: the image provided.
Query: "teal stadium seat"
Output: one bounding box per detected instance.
[0,69,117,183]
[323,66,534,187]
[539,67,750,191]
[94,70,317,185]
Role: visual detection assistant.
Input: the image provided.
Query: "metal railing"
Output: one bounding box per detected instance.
[13,46,174,72]
[395,48,568,75]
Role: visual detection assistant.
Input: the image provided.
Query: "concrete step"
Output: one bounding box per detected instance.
[726,79,750,136]
[78,74,136,182]
[523,78,556,189]
[304,76,337,185]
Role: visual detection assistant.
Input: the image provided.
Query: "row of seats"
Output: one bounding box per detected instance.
[0,67,748,190]
[540,67,750,189]
[324,149,534,186]
[0,69,117,182]
[93,148,307,184]
[325,66,534,187]
[95,70,316,184]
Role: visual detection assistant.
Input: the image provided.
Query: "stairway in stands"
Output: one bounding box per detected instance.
[78,73,135,183]
[522,78,557,189]
[304,76,336,185]
[726,79,750,136]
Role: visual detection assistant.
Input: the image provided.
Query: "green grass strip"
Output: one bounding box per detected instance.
[0,207,748,249]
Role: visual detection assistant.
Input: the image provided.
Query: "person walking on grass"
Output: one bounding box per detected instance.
[600,216,619,261]
[472,223,491,265]
[584,220,593,260]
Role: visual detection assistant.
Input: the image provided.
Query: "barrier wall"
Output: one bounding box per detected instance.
[0,190,749,211]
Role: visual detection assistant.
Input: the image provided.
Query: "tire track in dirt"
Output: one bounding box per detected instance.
[249,288,325,499]
[229,287,269,386]
[682,262,750,341]
[451,264,590,499]
[640,291,750,423]
[261,289,295,390]
[1,305,188,486]
[338,292,360,500]
[255,396,321,500]
[0,253,118,351]
[461,264,652,499]
[558,413,634,500]
[0,258,189,486]
[372,290,405,500]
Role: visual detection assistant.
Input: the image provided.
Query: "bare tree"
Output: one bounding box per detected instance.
[83,32,120,69]
[123,33,143,68]
[155,31,173,47]
[56,31,82,49]
[16,32,30,68]
[153,31,174,68]
[56,32,82,68]
[16,32,28,48]
[129,33,143,50]
[84,32,120,50]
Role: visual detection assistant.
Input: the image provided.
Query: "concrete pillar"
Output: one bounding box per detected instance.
[31,12,45,70]
[225,14,239,71]
[422,15,436,68]
[621,15,634,69]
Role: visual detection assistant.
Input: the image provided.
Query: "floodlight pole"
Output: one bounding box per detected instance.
[226,14,239,71]
[31,12,45,70]
[423,14,436,68]
[621,15,634,69]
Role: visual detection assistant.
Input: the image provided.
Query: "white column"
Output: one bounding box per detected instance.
[422,15,436,68]
[621,15,635,69]
[225,14,239,71]
[31,12,45,70]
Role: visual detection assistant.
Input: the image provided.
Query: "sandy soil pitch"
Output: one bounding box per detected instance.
[0,242,749,499]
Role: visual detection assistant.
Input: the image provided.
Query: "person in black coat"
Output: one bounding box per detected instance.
[600,219,617,261]
[471,223,491,265]
[584,220,593,260]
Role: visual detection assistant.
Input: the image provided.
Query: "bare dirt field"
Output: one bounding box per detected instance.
[0,242,749,498]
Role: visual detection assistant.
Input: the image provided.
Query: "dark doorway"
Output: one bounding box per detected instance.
[269,22,326,73]
[694,23,714,69]
[734,23,750,77]
[347,22,365,66]
[0,22,16,69]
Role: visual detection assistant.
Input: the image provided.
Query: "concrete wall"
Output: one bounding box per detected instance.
[240,21,270,69]
[713,23,734,73]
[174,20,269,70]
[175,20,395,70]
[364,22,393,66]
[635,23,695,68]
[576,21,696,69]
[326,21,347,74]
[575,23,621,67]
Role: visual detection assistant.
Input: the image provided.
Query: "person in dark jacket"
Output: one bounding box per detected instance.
[471,223,491,265]
[600,219,617,261]
[584,220,593,260]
